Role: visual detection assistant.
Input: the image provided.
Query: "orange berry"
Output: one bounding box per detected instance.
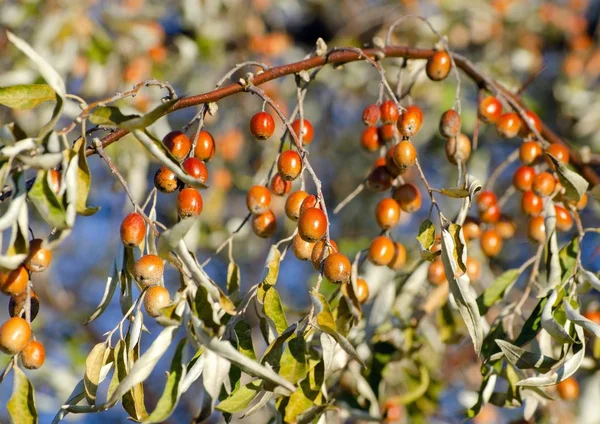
[21,340,45,369]
[361,127,380,152]
[0,317,31,355]
[532,171,556,197]
[480,203,501,223]
[513,166,535,192]
[9,291,40,321]
[480,229,503,257]
[583,310,600,325]
[162,130,191,161]
[393,183,422,213]
[311,239,338,271]
[380,100,400,125]
[477,191,498,212]
[555,205,573,231]
[291,234,315,261]
[392,140,417,170]
[154,166,179,193]
[556,377,579,401]
[323,252,352,284]
[24,239,51,273]
[177,188,203,218]
[445,133,471,165]
[387,242,407,270]
[427,258,447,285]
[250,111,275,140]
[133,255,164,287]
[182,157,209,185]
[368,236,395,266]
[291,118,314,145]
[521,191,543,216]
[298,208,327,242]
[496,215,516,239]
[519,110,542,137]
[246,185,272,215]
[299,194,319,217]
[378,124,397,143]
[354,278,370,303]
[120,213,146,247]
[48,169,61,195]
[466,257,481,282]
[575,193,588,210]
[382,399,404,423]
[462,217,482,241]
[277,150,303,181]
[193,130,216,162]
[519,141,543,165]
[252,210,277,238]
[0,266,28,296]
[375,198,401,229]
[545,144,570,169]
[367,165,394,192]
[362,104,381,126]
[478,96,503,124]
[426,50,452,81]
[269,173,292,196]
[285,190,309,221]
[496,112,522,138]
[439,109,461,138]
[397,105,424,138]
[385,147,403,176]
[144,285,171,317]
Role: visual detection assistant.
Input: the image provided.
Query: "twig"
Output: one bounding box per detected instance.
[333,182,366,214]
[484,148,519,190]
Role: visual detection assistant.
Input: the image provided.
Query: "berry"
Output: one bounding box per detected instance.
[427,259,447,285]
[0,317,31,354]
[545,144,570,169]
[48,169,61,195]
[362,104,381,126]
[298,208,327,242]
[439,109,461,138]
[193,130,216,162]
[387,242,407,270]
[532,171,556,197]
[513,166,535,192]
[466,257,481,282]
[177,188,203,218]
[133,254,164,287]
[445,133,472,165]
[480,229,503,257]
[496,112,522,138]
[583,310,600,325]
[354,278,369,304]
[393,183,422,213]
[144,285,171,317]
[378,124,396,143]
[392,140,417,170]
[380,100,399,125]
[252,210,277,238]
[323,252,352,284]
[462,217,481,241]
[367,166,394,192]
[382,399,404,423]
[575,193,588,210]
[21,340,45,369]
[162,130,191,161]
[291,234,315,261]
[556,377,579,401]
[285,191,309,221]
[24,239,51,273]
[477,191,498,212]
[154,166,179,193]
[368,236,395,266]
[277,150,303,181]
[496,215,516,239]
[398,105,424,138]
[519,141,543,165]
[521,191,543,216]
[375,198,401,229]
[250,111,275,140]
[299,194,319,217]
[269,173,292,196]
[291,119,314,145]
[246,185,271,215]
[9,291,40,321]
[182,158,209,185]
[311,239,338,271]
[361,127,380,152]
[0,266,28,296]
[385,148,403,176]
[555,205,573,231]
[519,110,542,137]
[480,203,500,223]
[426,50,452,81]
[478,96,503,124]
[120,213,146,247]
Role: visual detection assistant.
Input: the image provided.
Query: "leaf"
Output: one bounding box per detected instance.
[28,170,68,229]
[440,225,483,354]
[439,187,470,198]
[216,380,263,413]
[563,300,600,338]
[541,290,575,344]
[234,321,257,360]
[478,269,520,315]
[257,246,281,301]
[263,288,289,335]
[121,100,179,130]
[279,335,309,384]
[227,262,240,300]
[51,380,86,424]
[72,137,99,216]
[7,366,38,424]
[495,340,559,372]
[0,84,56,109]
[201,348,232,412]
[89,106,137,126]
[84,343,109,405]
[515,297,547,347]
[579,269,600,291]
[157,217,201,258]
[0,138,37,158]
[559,237,579,283]
[541,200,561,297]
[416,219,436,251]
[84,261,119,324]
[546,153,588,202]
[0,174,27,232]
[393,365,430,405]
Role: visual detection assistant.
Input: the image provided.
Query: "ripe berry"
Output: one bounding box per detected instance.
[375,198,401,229]
[291,118,314,145]
[277,150,303,181]
[574,193,588,210]
[496,112,522,138]
[439,109,461,138]
[367,166,394,192]
[353,279,369,303]
[298,207,327,242]
[496,215,516,239]
[385,148,403,176]
[555,205,573,231]
[480,203,501,224]
[584,310,600,325]
[0,317,31,354]
[478,96,503,124]
[291,234,315,261]
[519,141,543,165]
[133,254,164,287]
[0,266,28,296]
[252,210,277,238]
[480,229,503,257]
[182,158,209,185]
[382,399,404,423]
[144,285,171,317]
[311,239,338,271]
[24,239,51,273]
[427,259,447,285]
[246,185,272,215]
[462,217,481,241]
[162,130,191,161]
[362,104,381,126]
[513,166,535,192]
[120,213,146,247]
[387,242,407,270]
[323,252,352,284]
[361,127,380,152]
[445,133,472,165]
[426,50,451,81]
[380,100,399,124]
[519,110,542,137]
[193,130,216,162]
[378,124,396,143]
[154,166,179,193]
[398,105,424,138]
[521,191,543,216]
[477,191,498,212]
[532,171,556,197]
[9,291,40,321]
[250,111,275,140]
[368,236,395,266]
[21,340,45,369]
[466,257,481,282]
[269,173,292,196]
[545,144,570,169]
[48,169,61,195]
[393,183,421,213]
[177,188,203,218]
[556,377,579,401]
[285,190,309,221]
[299,195,319,217]
[392,140,417,170]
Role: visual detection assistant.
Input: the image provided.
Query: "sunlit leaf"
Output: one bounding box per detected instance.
[546,153,588,202]
[0,84,56,109]
[496,340,558,372]
[216,380,263,413]
[28,170,68,229]
[541,290,575,344]
[7,366,37,424]
[84,343,109,405]
[478,269,520,315]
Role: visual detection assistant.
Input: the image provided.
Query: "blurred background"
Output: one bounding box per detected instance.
[1,0,600,422]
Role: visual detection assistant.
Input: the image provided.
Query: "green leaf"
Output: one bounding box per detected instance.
[495,340,558,372]
[279,335,309,384]
[478,269,520,315]
[227,262,240,300]
[439,187,470,198]
[120,99,178,130]
[541,289,575,344]
[283,361,325,423]
[7,366,38,424]
[84,343,109,405]
[416,219,436,250]
[0,84,56,109]
[28,170,68,229]
[559,237,579,283]
[547,153,588,202]
[194,284,221,333]
[234,321,257,360]
[393,364,430,404]
[123,341,148,421]
[84,262,119,324]
[515,297,547,347]
[89,106,137,126]
[216,380,263,413]
[263,288,289,335]
[89,99,178,130]
[72,137,99,216]
[257,246,281,302]
[157,217,201,258]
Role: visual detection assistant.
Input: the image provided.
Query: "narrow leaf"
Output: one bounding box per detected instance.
[496,340,558,372]
[0,84,56,109]
[7,366,38,424]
